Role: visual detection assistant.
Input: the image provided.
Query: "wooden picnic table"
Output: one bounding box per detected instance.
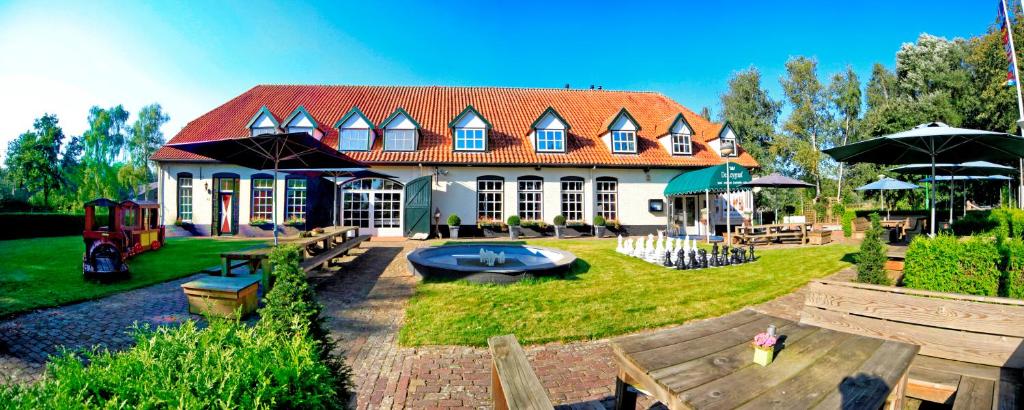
[219,226,359,287]
[610,309,919,409]
[734,223,811,245]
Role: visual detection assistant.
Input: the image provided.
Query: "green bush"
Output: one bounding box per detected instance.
[951,210,998,236]
[813,202,828,223]
[903,235,1002,296]
[856,213,889,285]
[1001,238,1024,298]
[553,214,566,226]
[0,245,353,408]
[506,215,521,226]
[593,215,606,227]
[841,210,856,238]
[446,213,461,226]
[0,212,85,240]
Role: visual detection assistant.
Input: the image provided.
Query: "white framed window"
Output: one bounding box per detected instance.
[287,126,314,135]
[455,128,486,151]
[611,131,636,153]
[560,177,584,222]
[596,177,618,221]
[286,179,307,220]
[517,177,543,221]
[385,129,416,151]
[251,127,276,136]
[477,177,503,221]
[672,133,692,155]
[340,128,370,151]
[251,178,273,220]
[177,174,192,222]
[536,130,565,152]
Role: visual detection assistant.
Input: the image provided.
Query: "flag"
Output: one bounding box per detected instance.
[999,0,1019,86]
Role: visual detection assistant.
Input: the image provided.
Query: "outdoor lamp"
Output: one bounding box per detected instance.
[433,207,442,237]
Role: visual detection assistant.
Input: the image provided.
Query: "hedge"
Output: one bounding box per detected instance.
[903,235,1002,296]
[0,245,353,408]
[952,208,1024,239]
[0,213,87,240]
[841,210,856,238]
[1003,238,1024,299]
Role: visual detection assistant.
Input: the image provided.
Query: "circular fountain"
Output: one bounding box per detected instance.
[406,244,577,284]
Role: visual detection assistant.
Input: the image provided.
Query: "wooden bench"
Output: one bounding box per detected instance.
[487,334,553,410]
[852,217,871,239]
[180,275,261,318]
[801,280,1024,408]
[299,235,369,273]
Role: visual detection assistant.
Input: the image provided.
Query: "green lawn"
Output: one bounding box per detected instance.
[400,240,857,346]
[0,236,266,318]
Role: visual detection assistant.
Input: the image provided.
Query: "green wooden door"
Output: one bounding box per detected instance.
[403,175,432,237]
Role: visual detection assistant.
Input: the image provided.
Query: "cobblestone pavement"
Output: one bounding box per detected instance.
[0,275,203,383]
[319,241,857,410]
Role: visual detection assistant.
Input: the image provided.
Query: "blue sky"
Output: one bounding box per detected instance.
[0,0,1000,154]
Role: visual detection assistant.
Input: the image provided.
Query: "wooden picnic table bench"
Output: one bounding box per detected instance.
[488,334,553,410]
[802,280,1024,408]
[180,274,261,318]
[610,308,918,409]
[219,226,362,288]
[734,223,811,245]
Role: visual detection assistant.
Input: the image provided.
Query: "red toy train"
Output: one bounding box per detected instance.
[82,198,165,281]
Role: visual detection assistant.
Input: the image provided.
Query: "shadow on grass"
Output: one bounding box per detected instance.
[841,252,859,264]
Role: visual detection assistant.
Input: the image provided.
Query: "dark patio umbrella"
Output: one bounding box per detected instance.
[283,168,396,227]
[823,122,1024,235]
[168,132,365,244]
[890,161,1017,223]
[855,178,920,220]
[741,173,815,188]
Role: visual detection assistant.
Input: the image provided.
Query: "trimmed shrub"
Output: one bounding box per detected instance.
[593,215,606,227]
[446,213,461,226]
[841,210,856,238]
[0,245,353,408]
[856,213,889,285]
[0,213,85,240]
[903,235,1002,296]
[1002,238,1024,299]
[506,215,521,226]
[553,214,566,226]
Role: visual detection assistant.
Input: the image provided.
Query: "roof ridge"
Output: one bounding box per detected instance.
[253,84,661,94]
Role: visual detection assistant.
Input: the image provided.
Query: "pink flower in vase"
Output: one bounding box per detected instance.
[753,332,777,349]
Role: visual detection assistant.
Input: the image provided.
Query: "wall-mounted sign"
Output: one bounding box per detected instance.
[648,199,664,213]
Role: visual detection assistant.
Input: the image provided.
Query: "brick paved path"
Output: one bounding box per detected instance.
[319,242,857,409]
[0,275,203,383]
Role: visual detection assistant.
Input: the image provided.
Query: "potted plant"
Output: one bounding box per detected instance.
[249,217,272,228]
[593,215,607,238]
[507,215,521,239]
[752,330,778,366]
[447,213,461,239]
[553,214,567,238]
[174,217,183,227]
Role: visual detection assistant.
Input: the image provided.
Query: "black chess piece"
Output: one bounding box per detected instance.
[748,244,756,261]
[699,249,709,268]
[675,249,685,269]
[738,248,746,264]
[722,246,731,265]
[663,249,674,267]
[688,249,697,269]
[711,243,719,259]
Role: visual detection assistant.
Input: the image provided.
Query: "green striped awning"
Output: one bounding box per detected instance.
[664,163,752,197]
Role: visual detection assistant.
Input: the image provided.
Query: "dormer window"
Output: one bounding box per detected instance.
[602,108,640,154]
[379,107,420,152]
[450,105,491,152]
[660,113,693,155]
[718,122,739,157]
[334,106,374,152]
[246,106,280,136]
[283,106,319,136]
[530,107,570,153]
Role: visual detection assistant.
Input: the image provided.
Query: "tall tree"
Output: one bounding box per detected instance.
[719,66,782,171]
[118,104,169,197]
[4,114,66,207]
[80,105,130,202]
[828,67,861,200]
[779,56,830,197]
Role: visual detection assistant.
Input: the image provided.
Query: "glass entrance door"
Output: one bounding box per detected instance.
[341,178,404,236]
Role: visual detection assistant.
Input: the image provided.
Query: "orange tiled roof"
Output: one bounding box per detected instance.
[152,85,758,168]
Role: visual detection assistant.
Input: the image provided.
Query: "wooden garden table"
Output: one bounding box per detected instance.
[610,309,919,409]
[219,226,358,287]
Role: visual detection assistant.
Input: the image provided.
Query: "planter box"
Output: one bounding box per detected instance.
[808,230,832,245]
[448,226,459,239]
[509,226,520,239]
[181,275,260,318]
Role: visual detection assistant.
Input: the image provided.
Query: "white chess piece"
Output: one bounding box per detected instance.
[616,235,624,253]
[683,239,691,265]
[626,238,636,257]
[654,236,664,264]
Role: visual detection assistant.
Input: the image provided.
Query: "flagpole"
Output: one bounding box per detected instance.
[1009,0,1024,209]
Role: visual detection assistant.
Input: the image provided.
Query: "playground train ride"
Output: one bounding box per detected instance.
[82,198,165,281]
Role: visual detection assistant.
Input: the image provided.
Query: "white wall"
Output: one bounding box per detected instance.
[159,162,714,233]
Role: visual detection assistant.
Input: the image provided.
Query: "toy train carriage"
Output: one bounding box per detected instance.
[82,198,165,281]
